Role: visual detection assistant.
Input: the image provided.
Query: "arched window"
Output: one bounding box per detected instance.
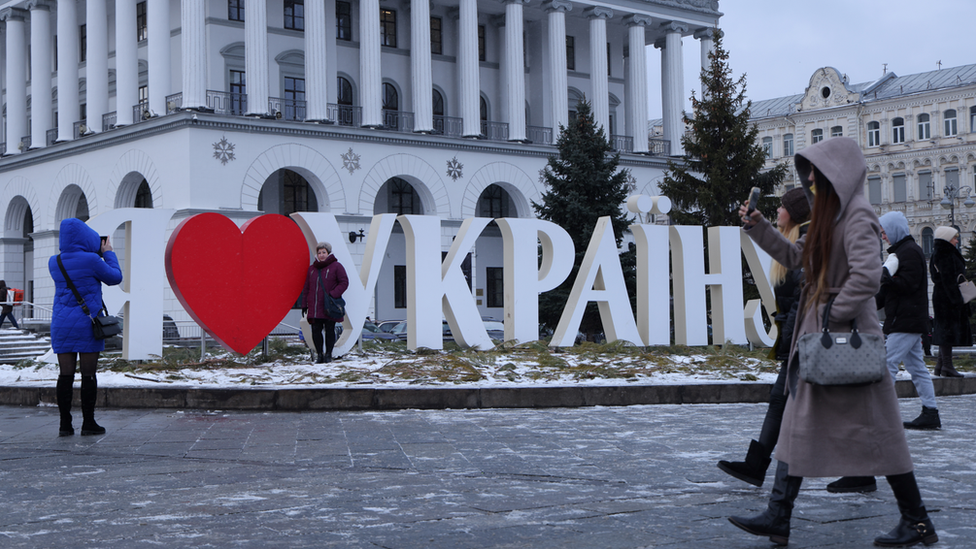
[432,89,445,134]
[830,125,843,138]
[337,76,353,105]
[917,113,931,140]
[944,109,958,136]
[258,169,318,216]
[811,128,823,144]
[480,96,488,122]
[382,83,398,111]
[336,76,354,126]
[477,184,511,218]
[892,117,905,144]
[389,177,420,215]
[867,121,880,147]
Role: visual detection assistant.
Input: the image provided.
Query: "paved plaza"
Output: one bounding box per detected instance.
[1,395,975,548]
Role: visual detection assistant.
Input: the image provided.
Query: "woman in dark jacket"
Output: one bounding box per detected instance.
[0,280,20,329]
[48,218,123,437]
[929,226,971,377]
[718,187,809,487]
[300,242,349,363]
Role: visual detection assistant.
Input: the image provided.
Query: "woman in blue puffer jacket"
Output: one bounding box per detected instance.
[48,218,123,437]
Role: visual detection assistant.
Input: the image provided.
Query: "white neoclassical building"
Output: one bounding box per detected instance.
[0,0,722,328]
[750,63,976,255]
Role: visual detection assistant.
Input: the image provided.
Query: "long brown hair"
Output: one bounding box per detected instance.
[802,167,841,312]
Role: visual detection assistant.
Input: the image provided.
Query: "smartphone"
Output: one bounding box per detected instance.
[100,236,108,245]
[746,187,761,214]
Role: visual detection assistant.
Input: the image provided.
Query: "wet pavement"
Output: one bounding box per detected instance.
[1,395,975,548]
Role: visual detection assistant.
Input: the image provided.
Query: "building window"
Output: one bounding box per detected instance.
[229,0,244,21]
[135,180,153,208]
[137,2,148,40]
[431,17,442,55]
[811,128,823,144]
[486,267,504,308]
[80,24,86,63]
[432,89,444,116]
[944,109,958,136]
[381,9,396,47]
[478,184,509,218]
[893,173,907,203]
[394,265,407,308]
[971,106,976,134]
[892,117,905,144]
[478,25,486,61]
[919,171,933,201]
[284,0,304,31]
[566,36,575,71]
[761,136,772,158]
[831,125,843,138]
[868,176,882,205]
[917,113,931,140]
[867,121,880,147]
[337,76,353,105]
[390,177,419,215]
[283,77,305,120]
[921,227,934,258]
[607,42,611,76]
[946,168,960,194]
[783,133,793,157]
[336,1,351,40]
[230,70,246,114]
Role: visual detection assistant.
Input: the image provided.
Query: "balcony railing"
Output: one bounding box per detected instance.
[46,128,58,146]
[611,134,633,153]
[269,97,306,121]
[381,109,414,132]
[432,115,463,137]
[648,138,670,156]
[328,104,362,127]
[102,112,117,131]
[207,90,247,116]
[166,92,183,114]
[527,125,553,145]
[481,120,509,141]
[132,102,151,122]
[73,121,88,139]
[19,135,31,151]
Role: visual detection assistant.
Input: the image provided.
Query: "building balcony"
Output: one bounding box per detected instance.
[46,129,58,147]
[328,104,362,127]
[527,126,553,145]
[102,112,117,131]
[611,134,633,153]
[269,97,306,121]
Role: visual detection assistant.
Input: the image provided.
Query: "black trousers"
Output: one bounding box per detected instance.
[311,319,337,357]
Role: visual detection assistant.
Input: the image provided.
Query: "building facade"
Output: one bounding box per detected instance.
[751,64,976,255]
[0,0,721,328]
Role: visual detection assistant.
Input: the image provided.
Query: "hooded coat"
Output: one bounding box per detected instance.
[930,238,973,346]
[744,137,913,478]
[48,218,124,353]
[876,211,929,335]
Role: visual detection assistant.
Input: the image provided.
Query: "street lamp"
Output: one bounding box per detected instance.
[940,183,975,228]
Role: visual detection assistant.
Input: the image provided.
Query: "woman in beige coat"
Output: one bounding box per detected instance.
[732,137,938,547]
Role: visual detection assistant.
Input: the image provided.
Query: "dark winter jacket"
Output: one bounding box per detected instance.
[48,218,123,353]
[772,224,807,360]
[875,213,928,335]
[300,255,349,321]
[930,239,973,346]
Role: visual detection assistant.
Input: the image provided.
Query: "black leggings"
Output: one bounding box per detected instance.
[58,352,100,376]
[311,320,337,357]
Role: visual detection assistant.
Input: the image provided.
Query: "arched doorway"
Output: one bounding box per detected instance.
[258,168,319,215]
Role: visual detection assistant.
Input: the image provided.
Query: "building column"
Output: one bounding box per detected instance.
[503,0,527,141]
[625,14,651,154]
[457,0,481,137]
[586,7,612,133]
[545,0,570,141]
[359,0,381,126]
[660,21,687,156]
[182,0,207,110]
[243,0,269,116]
[305,0,328,121]
[115,0,138,125]
[148,0,171,115]
[29,1,53,148]
[56,0,79,141]
[694,27,719,100]
[86,0,108,132]
[2,8,28,154]
[410,0,433,132]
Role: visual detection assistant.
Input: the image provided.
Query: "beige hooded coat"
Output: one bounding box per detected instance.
[745,137,914,477]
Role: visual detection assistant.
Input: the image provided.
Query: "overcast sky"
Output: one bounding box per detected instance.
[647,0,976,120]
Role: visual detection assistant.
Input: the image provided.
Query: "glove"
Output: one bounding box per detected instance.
[883,253,899,277]
[301,308,308,317]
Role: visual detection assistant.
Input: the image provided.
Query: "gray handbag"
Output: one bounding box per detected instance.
[797,298,886,386]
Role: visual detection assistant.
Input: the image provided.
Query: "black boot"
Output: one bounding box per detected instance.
[903,407,941,430]
[718,439,772,487]
[80,375,105,436]
[940,348,963,377]
[827,476,878,493]
[933,352,942,377]
[875,471,938,547]
[56,375,74,436]
[316,352,326,364]
[729,460,802,546]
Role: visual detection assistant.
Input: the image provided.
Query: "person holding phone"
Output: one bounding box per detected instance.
[732,137,937,547]
[48,219,123,437]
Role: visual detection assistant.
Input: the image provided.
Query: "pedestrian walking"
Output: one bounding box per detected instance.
[717,188,809,487]
[48,219,123,437]
[929,226,970,378]
[300,242,349,363]
[0,280,20,330]
[735,137,938,547]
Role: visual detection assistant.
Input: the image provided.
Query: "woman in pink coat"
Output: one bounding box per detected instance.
[733,138,937,547]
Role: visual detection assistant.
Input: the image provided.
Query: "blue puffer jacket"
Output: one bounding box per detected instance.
[48,219,123,353]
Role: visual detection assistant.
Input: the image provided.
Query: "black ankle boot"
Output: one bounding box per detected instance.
[718,439,771,487]
[56,375,74,436]
[80,375,105,436]
[876,472,938,547]
[903,407,941,430]
[729,461,802,546]
[316,352,326,364]
[827,476,878,493]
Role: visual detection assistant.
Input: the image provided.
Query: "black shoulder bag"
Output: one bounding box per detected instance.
[57,255,122,340]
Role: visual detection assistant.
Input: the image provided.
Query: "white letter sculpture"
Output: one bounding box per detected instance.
[740,231,778,346]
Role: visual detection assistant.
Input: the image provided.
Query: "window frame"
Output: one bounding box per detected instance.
[782,133,793,157]
[868,176,882,205]
[917,113,931,140]
[381,9,397,48]
[830,125,843,138]
[867,121,880,147]
[228,0,244,22]
[485,267,504,308]
[892,117,905,144]
[811,128,823,144]
[284,0,304,31]
[336,1,351,41]
[944,109,958,136]
[761,136,772,158]
[892,173,907,203]
[137,1,148,41]
[566,36,575,71]
[430,16,442,55]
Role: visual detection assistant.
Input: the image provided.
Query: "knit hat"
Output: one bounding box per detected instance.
[781,188,811,224]
[934,226,958,242]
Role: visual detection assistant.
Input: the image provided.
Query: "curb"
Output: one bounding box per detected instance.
[2,377,974,411]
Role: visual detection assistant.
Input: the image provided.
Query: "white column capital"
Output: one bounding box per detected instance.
[0,7,28,22]
[543,0,571,13]
[660,20,689,34]
[584,6,613,20]
[26,0,53,12]
[624,14,652,27]
[694,26,722,40]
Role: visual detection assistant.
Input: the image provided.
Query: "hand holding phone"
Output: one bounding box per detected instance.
[746,187,761,214]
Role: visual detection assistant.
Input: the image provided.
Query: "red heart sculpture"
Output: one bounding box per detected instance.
[165,213,309,355]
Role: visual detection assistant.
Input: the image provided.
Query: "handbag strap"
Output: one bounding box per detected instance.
[57,255,93,318]
[819,297,862,350]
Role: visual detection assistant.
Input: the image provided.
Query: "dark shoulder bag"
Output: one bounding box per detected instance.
[57,255,122,340]
[318,268,346,319]
[796,297,886,386]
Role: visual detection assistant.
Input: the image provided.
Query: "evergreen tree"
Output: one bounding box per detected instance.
[658,31,787,228]
[962,240,976,328]
[533,99,634,339]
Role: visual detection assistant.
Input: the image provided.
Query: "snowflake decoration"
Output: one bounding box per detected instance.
[212,136,236,165]
[341,148,361,175]
[446,156,464,181]
[626,172,638,194]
